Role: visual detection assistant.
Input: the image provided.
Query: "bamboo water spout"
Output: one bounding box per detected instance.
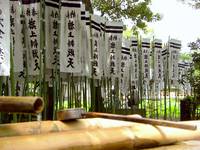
[0,96,44,114]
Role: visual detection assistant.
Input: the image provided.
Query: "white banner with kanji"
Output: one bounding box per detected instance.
[85,11,92,77]
[99,17,106,77]
[90,15,102,79]
[22,0,41,76]
[141,38,150,82]
[0,1,10,76]
[153,39,162,81]
[130,37,138,86]
[105,21,123,78]
[80,5,92,77]
[10,0,23,73]
[45,0,60,70]
[120,39,131,95]
[60,0,81,73]
[169,39,181,83]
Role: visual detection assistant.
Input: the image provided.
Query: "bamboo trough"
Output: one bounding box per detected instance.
[0,118,200,149]
[0,97,200,149]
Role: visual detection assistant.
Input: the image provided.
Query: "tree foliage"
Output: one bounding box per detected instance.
[179,0,200,9]
[186,39,200,101]
[91,0,161,33]
[180,52,192,62]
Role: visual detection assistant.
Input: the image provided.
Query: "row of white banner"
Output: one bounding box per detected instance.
[0,0,191,88]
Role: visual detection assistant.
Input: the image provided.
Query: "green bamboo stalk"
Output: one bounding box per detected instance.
[52,0,62,119]
[70,74,73,108]
[156,83,159,119]
[168,80,171,120]
[164,60,167,120]
[38,0,46,120]
[173,85,178,119]
[83,76,87,110]
[67,74,70,108]
[167,38,172,120]
[89,14,96,112]
[90,78,95,111]
[59,78,63,109]
[113,78,119,114]
[138,36,144,112]
[52,79,57,119]
[0,76,3,123]
[106,78,109,112]
[79,77,82,108]
[0,77,2,96]
[10,38,17,123]
[152,38,157,118]
[74,77,78,108]
[10,44,16,97]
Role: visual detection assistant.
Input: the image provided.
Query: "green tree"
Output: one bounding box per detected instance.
[186,39,200,102]
[90,0,161,33]
[179,52,192,62]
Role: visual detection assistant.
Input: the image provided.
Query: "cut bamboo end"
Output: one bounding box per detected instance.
[0,96,44,114]
[33,97,44,113]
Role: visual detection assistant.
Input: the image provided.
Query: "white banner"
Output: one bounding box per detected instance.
[178,62,191,95]
[178,62,185,81]
[161,46,168,78]
[60,0,81,73]
[105,21,123,78]
[120,39,131,95]
[22,0,41,76]
[10,0,23,73]
[99,17,106,77]
[0,1,10,76]
[15,15,27,81]
[130,37,138,86]
[141,38,150,82]
[169,39,181,83]
[85,11,92,77]
[90,15,102,79]
[184,62,191,95]
[153,39,162,81]
[80,6,91,77]
[45,0,60,70]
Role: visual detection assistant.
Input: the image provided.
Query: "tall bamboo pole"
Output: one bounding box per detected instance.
[163,44,168,120]
[0,77,3,123]
[138,36,143,112]
[10,33,17,123]
[83,76,87,110]
[167,37,172,120]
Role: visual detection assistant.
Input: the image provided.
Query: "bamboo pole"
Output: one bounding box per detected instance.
[0,96,44,114]
[84,112,196,130]
[0,117,199,137]
[0,118,134,137]
[0,119,200,149]
[0,127,135,150]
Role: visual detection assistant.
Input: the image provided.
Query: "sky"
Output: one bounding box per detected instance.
[147,0,200,52]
